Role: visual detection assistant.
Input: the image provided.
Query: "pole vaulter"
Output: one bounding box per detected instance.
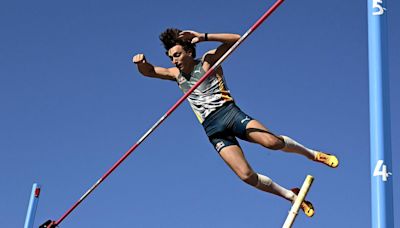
[40,1,286,227]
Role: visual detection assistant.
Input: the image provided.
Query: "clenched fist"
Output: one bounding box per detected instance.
[133,53,146,64]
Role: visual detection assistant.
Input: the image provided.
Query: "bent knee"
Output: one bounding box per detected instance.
[238,171,258,186]
[259,136,285,150]
[247,129,285,150]
[267,140,285,150]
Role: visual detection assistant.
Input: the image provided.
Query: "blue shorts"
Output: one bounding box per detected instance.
[202,102,254,152]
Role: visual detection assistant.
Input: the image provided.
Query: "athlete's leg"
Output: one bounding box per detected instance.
[244,120,339,167]
[245,120,317,159]
[244,120,285,149]
[220,145,315,217]
[218,145,295,201]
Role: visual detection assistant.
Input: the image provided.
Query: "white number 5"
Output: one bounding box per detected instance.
[373,160,392,181]
[372,0,385,16]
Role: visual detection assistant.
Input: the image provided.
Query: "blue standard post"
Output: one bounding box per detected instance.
[367,0,394,227]
[24,183,41,228]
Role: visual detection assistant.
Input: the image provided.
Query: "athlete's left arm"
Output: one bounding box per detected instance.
[201,33,241,67]
[178,31,240,70]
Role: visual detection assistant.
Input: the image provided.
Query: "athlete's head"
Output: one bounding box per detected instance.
[160,28,196,71]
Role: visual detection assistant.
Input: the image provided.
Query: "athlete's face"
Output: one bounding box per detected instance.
[168,45,193,72]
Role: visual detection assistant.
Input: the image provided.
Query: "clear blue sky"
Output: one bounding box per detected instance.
[1,0,399,227]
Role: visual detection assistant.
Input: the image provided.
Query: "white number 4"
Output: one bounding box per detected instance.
[373,160,392,181]
[372,0,386,16]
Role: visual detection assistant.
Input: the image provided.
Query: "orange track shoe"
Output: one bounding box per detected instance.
[314,152,339,168]
[291,188,315,217]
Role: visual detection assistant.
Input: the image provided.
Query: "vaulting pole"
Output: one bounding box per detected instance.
[367,0,394,227]
[41,1,286,227]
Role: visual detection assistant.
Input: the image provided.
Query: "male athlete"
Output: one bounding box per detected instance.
[133,28,339,217]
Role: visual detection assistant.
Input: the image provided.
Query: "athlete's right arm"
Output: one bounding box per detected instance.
[133,54,178,81]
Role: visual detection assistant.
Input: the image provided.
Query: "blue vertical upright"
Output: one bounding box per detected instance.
[24,183,41,228]
[367,0,394,227]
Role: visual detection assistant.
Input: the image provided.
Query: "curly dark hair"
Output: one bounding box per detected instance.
[159,28,196,58]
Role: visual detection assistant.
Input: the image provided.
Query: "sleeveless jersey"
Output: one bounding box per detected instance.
[176,60,234,123]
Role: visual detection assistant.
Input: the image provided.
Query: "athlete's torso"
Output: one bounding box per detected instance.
[176,60,234,123]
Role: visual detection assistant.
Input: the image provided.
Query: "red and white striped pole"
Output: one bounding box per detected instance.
[43,1,285,226]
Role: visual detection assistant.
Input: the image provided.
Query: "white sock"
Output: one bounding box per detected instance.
[281,135,317,160]
[255,174,295,201]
